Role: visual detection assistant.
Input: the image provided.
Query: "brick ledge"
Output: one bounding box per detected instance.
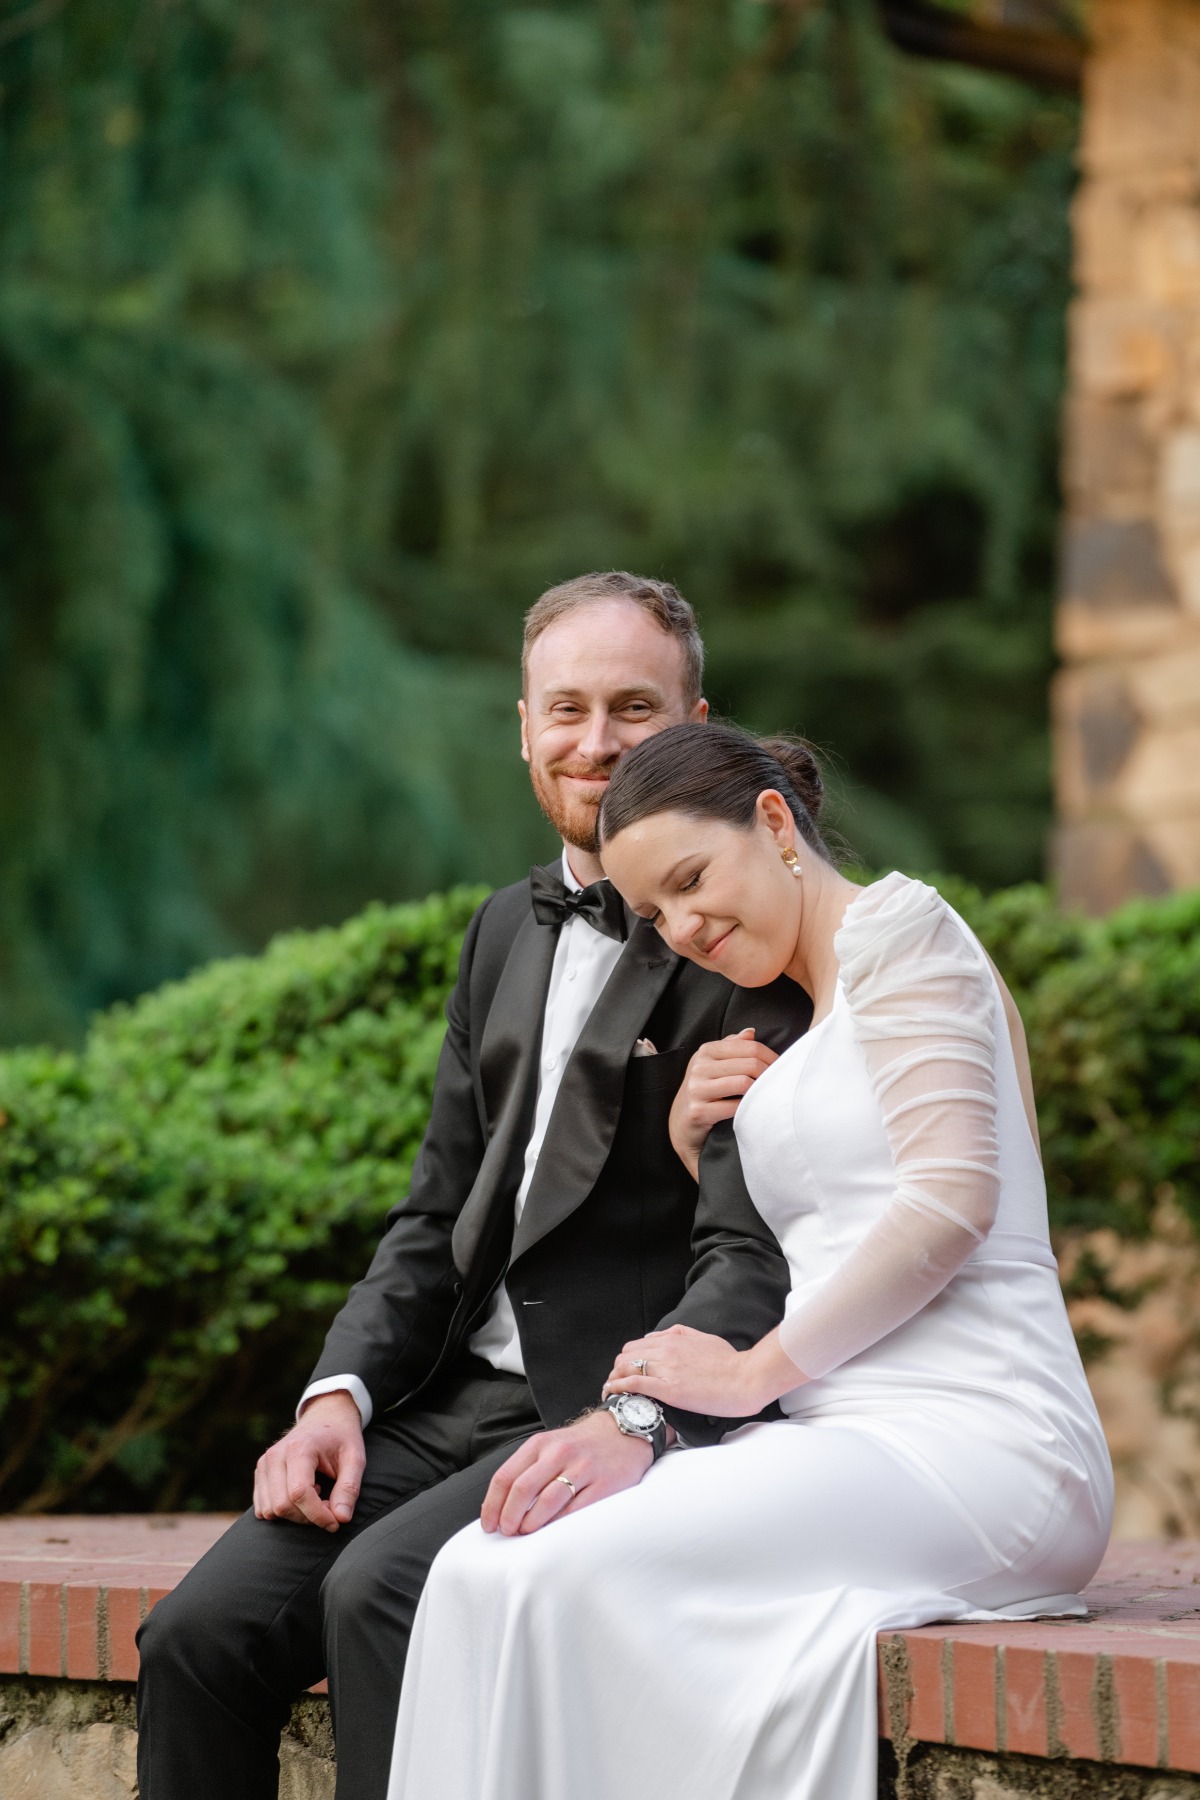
[1,1519,1197,1773]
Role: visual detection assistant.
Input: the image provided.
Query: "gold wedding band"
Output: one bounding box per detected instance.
[633,1358,648,1375]
[555,1474,577,1500]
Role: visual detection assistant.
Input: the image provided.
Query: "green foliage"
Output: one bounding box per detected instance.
[1,876,1197,1513]
[0,886,484,1513]
[2,0,1078,1044]
[945,880,1200,1237]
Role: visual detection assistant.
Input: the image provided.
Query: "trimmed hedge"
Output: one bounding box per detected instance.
[1,877,1198,1513]
[0,890,485,1513]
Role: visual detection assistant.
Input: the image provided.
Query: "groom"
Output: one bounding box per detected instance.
[136,571,813,1800]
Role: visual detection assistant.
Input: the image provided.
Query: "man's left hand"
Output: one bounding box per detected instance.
[481,1409,654,1537]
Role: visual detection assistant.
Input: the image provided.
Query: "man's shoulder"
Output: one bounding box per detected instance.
[474,871,536,930]
[464,870,538,962]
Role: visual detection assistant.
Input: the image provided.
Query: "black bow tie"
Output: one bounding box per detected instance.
[529,865,628,944]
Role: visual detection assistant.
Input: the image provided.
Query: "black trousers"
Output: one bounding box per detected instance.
[136,1358,541,1800]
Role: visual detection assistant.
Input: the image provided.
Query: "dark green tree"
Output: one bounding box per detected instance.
[0,0,1078,1045]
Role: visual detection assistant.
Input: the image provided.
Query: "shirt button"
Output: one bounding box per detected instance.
[545,1054,559,1072]
[566,968,577,981]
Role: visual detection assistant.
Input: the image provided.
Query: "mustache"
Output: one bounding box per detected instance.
[547,759,618,781]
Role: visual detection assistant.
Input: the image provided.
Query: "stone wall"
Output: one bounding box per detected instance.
[1055,0,1200,912]
[0,1680,334,1800]
[1064,1209,1200,1540]
[3,1678,1198,1800]
[884,1741,1200,1798]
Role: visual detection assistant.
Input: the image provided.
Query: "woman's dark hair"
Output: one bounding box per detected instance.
[599,722,831,861]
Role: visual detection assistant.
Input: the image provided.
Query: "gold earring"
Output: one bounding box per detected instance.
[781,847,801,878]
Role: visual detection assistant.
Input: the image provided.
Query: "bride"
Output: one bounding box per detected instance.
[387,722,1113,1800]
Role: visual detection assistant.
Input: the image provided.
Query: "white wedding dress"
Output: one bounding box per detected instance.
[387,874,1113,1800]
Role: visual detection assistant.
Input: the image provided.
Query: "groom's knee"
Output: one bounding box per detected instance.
[138,1517,314,1707]
[138,1571,226,1693]
[320,1515,442,1655]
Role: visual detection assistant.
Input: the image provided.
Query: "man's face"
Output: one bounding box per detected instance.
[520,600,706,854]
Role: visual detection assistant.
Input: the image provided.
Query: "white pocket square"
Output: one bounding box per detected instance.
[632,1038,658,1058]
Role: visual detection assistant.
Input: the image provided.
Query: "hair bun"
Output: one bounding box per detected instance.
[759,735,824,821]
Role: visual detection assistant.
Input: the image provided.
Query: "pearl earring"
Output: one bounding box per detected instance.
[781,847,802,878]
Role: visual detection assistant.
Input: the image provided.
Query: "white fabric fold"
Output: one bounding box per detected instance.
[778,873,1002,1382]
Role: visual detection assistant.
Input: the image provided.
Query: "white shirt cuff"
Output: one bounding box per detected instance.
[297,1374,373,1429]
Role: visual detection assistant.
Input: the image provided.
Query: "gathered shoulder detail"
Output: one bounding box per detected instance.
[835,872,995,1038]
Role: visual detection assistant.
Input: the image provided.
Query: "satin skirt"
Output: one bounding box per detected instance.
[387,1406,1110,1800]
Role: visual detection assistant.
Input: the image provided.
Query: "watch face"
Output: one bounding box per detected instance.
[620,1394,659,1431]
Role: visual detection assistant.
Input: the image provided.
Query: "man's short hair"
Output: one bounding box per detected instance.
[522,571,704,707]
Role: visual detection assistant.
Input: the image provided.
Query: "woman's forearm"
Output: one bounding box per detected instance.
[743,1328,809,1411]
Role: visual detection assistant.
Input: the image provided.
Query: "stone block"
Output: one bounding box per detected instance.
[0,1722,137,1799]
[1080,0,1200,178]
[1126,643,1200,724]
[892,1742,1200,1797]
[1160,427,1200,541]
[280,1738,336,1800]
[1060,518,1176,612]
[1056,601,1199,663]
[1052,667,1140,817]
[1180,541,1200,616]
[1053,820,1173,915]
[1071,299,1178,400]
[1062,396,1157,510]
[1138,204,1200,307]
[1116,720,1200,817]
[1073,181,1142,298]
[1140,814,1200,888]
[1182,327,1200,427]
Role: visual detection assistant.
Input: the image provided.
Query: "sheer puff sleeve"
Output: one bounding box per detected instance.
[778,873,1001,1382]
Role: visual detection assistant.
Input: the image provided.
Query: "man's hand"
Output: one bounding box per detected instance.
[481,1410,654,1538]
[670,1028,779,1179]
[253,1390,366,1532]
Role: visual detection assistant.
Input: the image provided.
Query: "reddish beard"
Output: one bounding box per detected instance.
[529,757,618,853]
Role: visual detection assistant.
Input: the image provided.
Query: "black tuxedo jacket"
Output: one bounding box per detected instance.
[309,865,813,1446]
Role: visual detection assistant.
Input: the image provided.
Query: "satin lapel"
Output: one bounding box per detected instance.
[511,920,676,1264]
[450,903,559,1277]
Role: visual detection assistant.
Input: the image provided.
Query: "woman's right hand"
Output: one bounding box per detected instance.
[670,1028,779,1180]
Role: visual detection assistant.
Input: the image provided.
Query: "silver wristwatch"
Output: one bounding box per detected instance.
[604,1392,668,1460]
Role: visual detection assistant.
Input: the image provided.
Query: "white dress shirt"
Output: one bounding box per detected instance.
[300,851,626,1426]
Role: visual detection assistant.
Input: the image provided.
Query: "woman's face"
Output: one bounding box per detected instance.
[600,800,801,987]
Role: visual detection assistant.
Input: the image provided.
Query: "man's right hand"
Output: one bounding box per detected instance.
[253,1390,366,1532]
[669,1028,780,1179]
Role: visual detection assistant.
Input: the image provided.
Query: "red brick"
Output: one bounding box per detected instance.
[877,1634,942,1742]
[0,1580,21,1674]
[906,1631,950,1743]
[26,1579,64,1676]
[105,1585,144,1681]
[1004,1643,1049,1756]
[1110,1650,1162,1768]
[953,1639,997,1750]
[64,1584,101,1680]
[1167,1660,1200,1773]
[1053,1647,1101,1761]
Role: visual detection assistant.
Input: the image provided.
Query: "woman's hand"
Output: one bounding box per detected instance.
[669,1029,779,1180]
[603,1323,803,1418]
